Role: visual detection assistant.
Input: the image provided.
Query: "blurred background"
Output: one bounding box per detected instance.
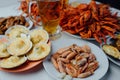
[0,0,119,10]
[0,0,17,7]
[96,0,120,10]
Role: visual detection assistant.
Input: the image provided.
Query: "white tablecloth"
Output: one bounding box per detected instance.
[0,0,120,80]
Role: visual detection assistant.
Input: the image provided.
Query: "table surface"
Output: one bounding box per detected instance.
[0,0,120,80]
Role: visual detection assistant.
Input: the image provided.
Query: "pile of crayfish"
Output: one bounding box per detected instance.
[60,0,120,43]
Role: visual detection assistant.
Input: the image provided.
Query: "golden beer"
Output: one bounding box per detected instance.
[37,0,61,34]
[29,0,69,40]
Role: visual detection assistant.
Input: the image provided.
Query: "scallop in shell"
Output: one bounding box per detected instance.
[7,37,32,56]
[0,56,27,68]
[29,29,49,45]
[27,42,50,61]
[5,25,29,39]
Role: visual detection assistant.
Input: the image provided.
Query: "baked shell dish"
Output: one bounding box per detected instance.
[27,42,50,61]
[0,26,50,71]
[7,37,32,56]
[5,25,29,39]
[102,34,120,60]
[29,29,49,45]
[0,56,27,69]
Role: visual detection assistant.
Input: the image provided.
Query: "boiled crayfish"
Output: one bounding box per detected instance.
[60,0,120,43]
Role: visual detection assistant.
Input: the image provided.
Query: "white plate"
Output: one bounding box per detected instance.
[63,31,95,40]
[101,37,120,66]
[43,38,109,80]
[63,0,120,40]
[0,1,33,30]
[64,31,110,40]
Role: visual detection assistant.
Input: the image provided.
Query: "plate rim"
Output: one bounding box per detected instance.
[63,31,110,40]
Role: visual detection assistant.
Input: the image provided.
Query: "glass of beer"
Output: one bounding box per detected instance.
[29,0,63,40]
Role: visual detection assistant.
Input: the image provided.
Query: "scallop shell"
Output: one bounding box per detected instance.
[29,28,49,45]
[27,42,50,61]
[5,25,29,39]
[7,37,32,56]
[0,56,27,69]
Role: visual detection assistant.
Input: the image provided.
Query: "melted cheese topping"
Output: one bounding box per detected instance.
[27,43,50,61]
[7,37,32,56]
[0,56,27,68]
[29,29,49,45]
[6,25,29,39]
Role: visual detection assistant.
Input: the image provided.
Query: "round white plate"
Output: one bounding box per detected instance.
[62,0,120,40]
[43,39,109,80]
[101,37,120,66]
[0,0,33,30]
[63,31,110,40]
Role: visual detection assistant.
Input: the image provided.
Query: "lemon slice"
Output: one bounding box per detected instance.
[0,56,27,68]
[0,42,10,58]
[5,25,29,39]
[29,29,49,45]
[27,42,50,61]
[7,37,32,56]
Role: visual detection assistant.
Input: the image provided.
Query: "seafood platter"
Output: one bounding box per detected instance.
[60,0,120,43]
[0,0,120,80]
[43,39,108,80]
[51,44,99,78]
[0,25,50,72]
